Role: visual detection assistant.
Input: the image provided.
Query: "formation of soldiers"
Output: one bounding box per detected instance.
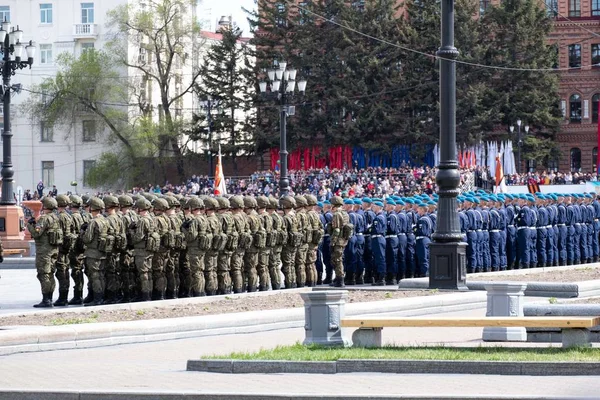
[27,190,600,307]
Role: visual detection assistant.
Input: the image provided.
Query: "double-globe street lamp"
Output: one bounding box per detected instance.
[509,120,529,174]
[0,21,35,205]
[259,61,307,197]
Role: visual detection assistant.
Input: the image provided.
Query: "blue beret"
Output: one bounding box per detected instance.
[317,202,324,208]
[586,193,593,198]
[353,199,362,205]
[324,200,331,205]
[472,197,480,204]
[427,201,436,205]
[397,200,405,206]
[362,197,372,204]
[373,201,384,207]
[344,199,354,205]
[406,199,414,204]
[387,200,396,206]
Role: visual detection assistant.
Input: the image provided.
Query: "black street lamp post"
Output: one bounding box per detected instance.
[428,0,467,290]
[259,61,307,197]
[510,120,529,174]
[203,96,215,178]
[0,21,35,205]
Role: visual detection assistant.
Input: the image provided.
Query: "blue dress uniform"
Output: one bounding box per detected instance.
[592,197,600,262]
[546,200,557,267]
[370,202,387,285]
[566,201,576,265]
[497,202,508,270]
[573,200,583,264]
[363,199,376,283]
[529,204,538,268]
[415,206,433,277]
[535,201,548,268]
[322,207,333,283]
[343,200,357,284]
[489,205,502,271]
[557,200,568,266]
[480,205,491,272]
[405,207,417,278]
[397,207,409,280]
[586,198,595,263]
[316,204,326,284]
[465,202,479,273]
[385,202,399,284]
[516,201,535,269]
[353,200,366,284]
[577,200,588,264]
[505,202,518,270]
[473,208,484,271]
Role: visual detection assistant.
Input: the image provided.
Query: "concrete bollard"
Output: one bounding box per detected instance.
[28,241,36,257]
[482,282,527,342]
[300,290,351,347]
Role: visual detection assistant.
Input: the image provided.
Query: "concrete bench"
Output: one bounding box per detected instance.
[4,249,26,257]
[341,316,600,348]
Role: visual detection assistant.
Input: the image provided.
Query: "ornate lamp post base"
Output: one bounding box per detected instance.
[429,242,468,290]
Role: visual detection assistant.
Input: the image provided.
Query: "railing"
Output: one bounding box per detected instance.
[73,24,98,37]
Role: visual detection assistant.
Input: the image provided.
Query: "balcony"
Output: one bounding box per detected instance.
[73,24,98,39]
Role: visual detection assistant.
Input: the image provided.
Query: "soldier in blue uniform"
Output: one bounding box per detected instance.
[488,196,502,272]
[362,198,376,284]
[479,197,491,272]
[573,195,583,265]
[415,202,433,277]
[322,201,333,284]
[585,194,595,263]
[384,199,399,285]
[496,196,508,270]
[353,199,366,284]
[592,195,600,262]
[370,201,387,285]
[535,195,548,268]
[566,196,577,265]
[395,200,409,281]
[505,195,518,270]
[343,199,357,285]
[516,195,535,269]
[405,199,417,278]
[464,197,479,273]
[546,195,558,267]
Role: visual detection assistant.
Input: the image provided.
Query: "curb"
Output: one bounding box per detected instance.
[187,358,600,376]
[0,291,486,356]
[0,257,35,270]
[0,392,592,400]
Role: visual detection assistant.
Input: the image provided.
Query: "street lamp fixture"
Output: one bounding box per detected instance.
[201,96,218,179]
[259,60,307,196]
[511,120,528,174]
[0,21,35,206]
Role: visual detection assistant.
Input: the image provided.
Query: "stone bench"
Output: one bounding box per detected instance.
[525,304,600,343]
[4,249,26,257]
[340,316,600,348]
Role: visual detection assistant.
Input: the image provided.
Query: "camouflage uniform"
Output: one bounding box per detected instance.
[294,196,310,287]
[257,196,273,291]
[118,195,138,303]
[268,197,285,290]
[130,198,157,301]
[182,197,210,296]
[81,197,111,306]
[54,194,76,306]
[103,195,127,304]
[67,195,86,305]
[28,197,61,308]
[216,197,234,295]
[165,196,184,299]
[330,196,351,287]
[204,198,222,296]
[244,196,264,292]
[178,198,193,298]
[152,198,171,300]
[230,196,250,293]
[304,195,323,287]
[280,196,300,289]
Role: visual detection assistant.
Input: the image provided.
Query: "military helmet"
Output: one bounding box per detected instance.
[229,195,244,210]
[69,194,83,208]
[118,195,134,207]
[330,196,344,206]
[279,195,296,209]
[41,196,58,210]
[81,194,90,205]
[268,196,279,209]
[88,197,105,211]
[135,198,152,211]
[188,197,204,210]
[56,194,71,207]
[103,195,120,209]
[203,197,218,210]
[216,197,230,210]
[165,196,180,208]
[243,196,257,209]
[152,198,169,211]
[256,196,270,209]
[304,194,317,206]
[180,197,190,209]
[294,195,308,208]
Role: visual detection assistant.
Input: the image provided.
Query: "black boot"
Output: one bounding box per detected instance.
[53,290,69,307]
[385,273,397,286]
[104,291,118,305]
[68,290,84,305]
[83,291,94,305]
[316,276,323,285]
[247,286,257,293]
[344,274,355,286]
[372,274,385,286]
[332,277,345,288]
[165,289,175,300]
[355,273,364,285]
[85,292,104,306]
[323,273,332,285]
[33,294,53,308]
[141,291,152,302]
[364,271,373,284]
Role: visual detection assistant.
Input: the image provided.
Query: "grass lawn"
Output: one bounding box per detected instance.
[204,343,600,362]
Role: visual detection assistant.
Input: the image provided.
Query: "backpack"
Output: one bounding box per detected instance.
[47,213,64,246]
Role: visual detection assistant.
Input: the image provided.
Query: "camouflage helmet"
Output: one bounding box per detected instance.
[188,197,204,210]
[268,196,279,209]
[118,195,134,207]
[256,196,270,209]
[165,196,180,208]
[203,197,218,210]
[180,197,190,209]
[304,194,318,206]
[330,196,344,206]
[294,195,308,208]
[103,195,120,209]
[69,194,83,208]
[88,197,105,212]
[174,194,185,203]
[243,196,257,209]
[81,194,90,205]
[142,193,155,201]
[41,196,58,210]
[152,198,169,211]
[135,198,152,211]
[229,195,244,210]
[216,197,230,210]
[56,194,71,207]
[279,195,296,209]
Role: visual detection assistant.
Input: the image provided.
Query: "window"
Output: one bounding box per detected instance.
[593,94,600,123]
[81,42,94,54]
[298,1,310,24]
[593,44,600,67]
[275,3,286,27]
[546,0,558,16]
[547,157,559,172]
[39,44,52,65]
[594,148,598,173]
[570,94,582,123]
[571,148,582,171]
[594,0,600,16]
[569,0,580,16]
[480,0,490,15]
[551,44,559,69]
[81,2,94,24]
[40,3,52,24]
[40,122,53,142]
[42,161,54,187]
[0,6,9,23]
[82,120,96,142]
[527,160,537,173]
[83,160,96,187]
[569,44,581,68]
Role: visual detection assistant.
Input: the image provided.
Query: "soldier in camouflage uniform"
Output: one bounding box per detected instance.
[244,196,264,292]
[256,196,273,291]
[304,195,323,287]
[151,198,171,300]
[280,196,299,289]
[165,196,184,299]
[182,197,210,296]
[81,197,110,306]
[118,195,138,303]
[28,197,61,308]
[203,197,221,296]
[216,197,234,295]
[130,198,157,301]
[68,195,86,305]
[54,194,76,306]
[178,198,193,298]
[103,195,127,304]
[230,196,250,293]
[294,195,310,288]
[329,196,351,288]
[268,196,285,290]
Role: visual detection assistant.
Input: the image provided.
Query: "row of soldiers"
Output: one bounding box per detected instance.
[27,193,351,308]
